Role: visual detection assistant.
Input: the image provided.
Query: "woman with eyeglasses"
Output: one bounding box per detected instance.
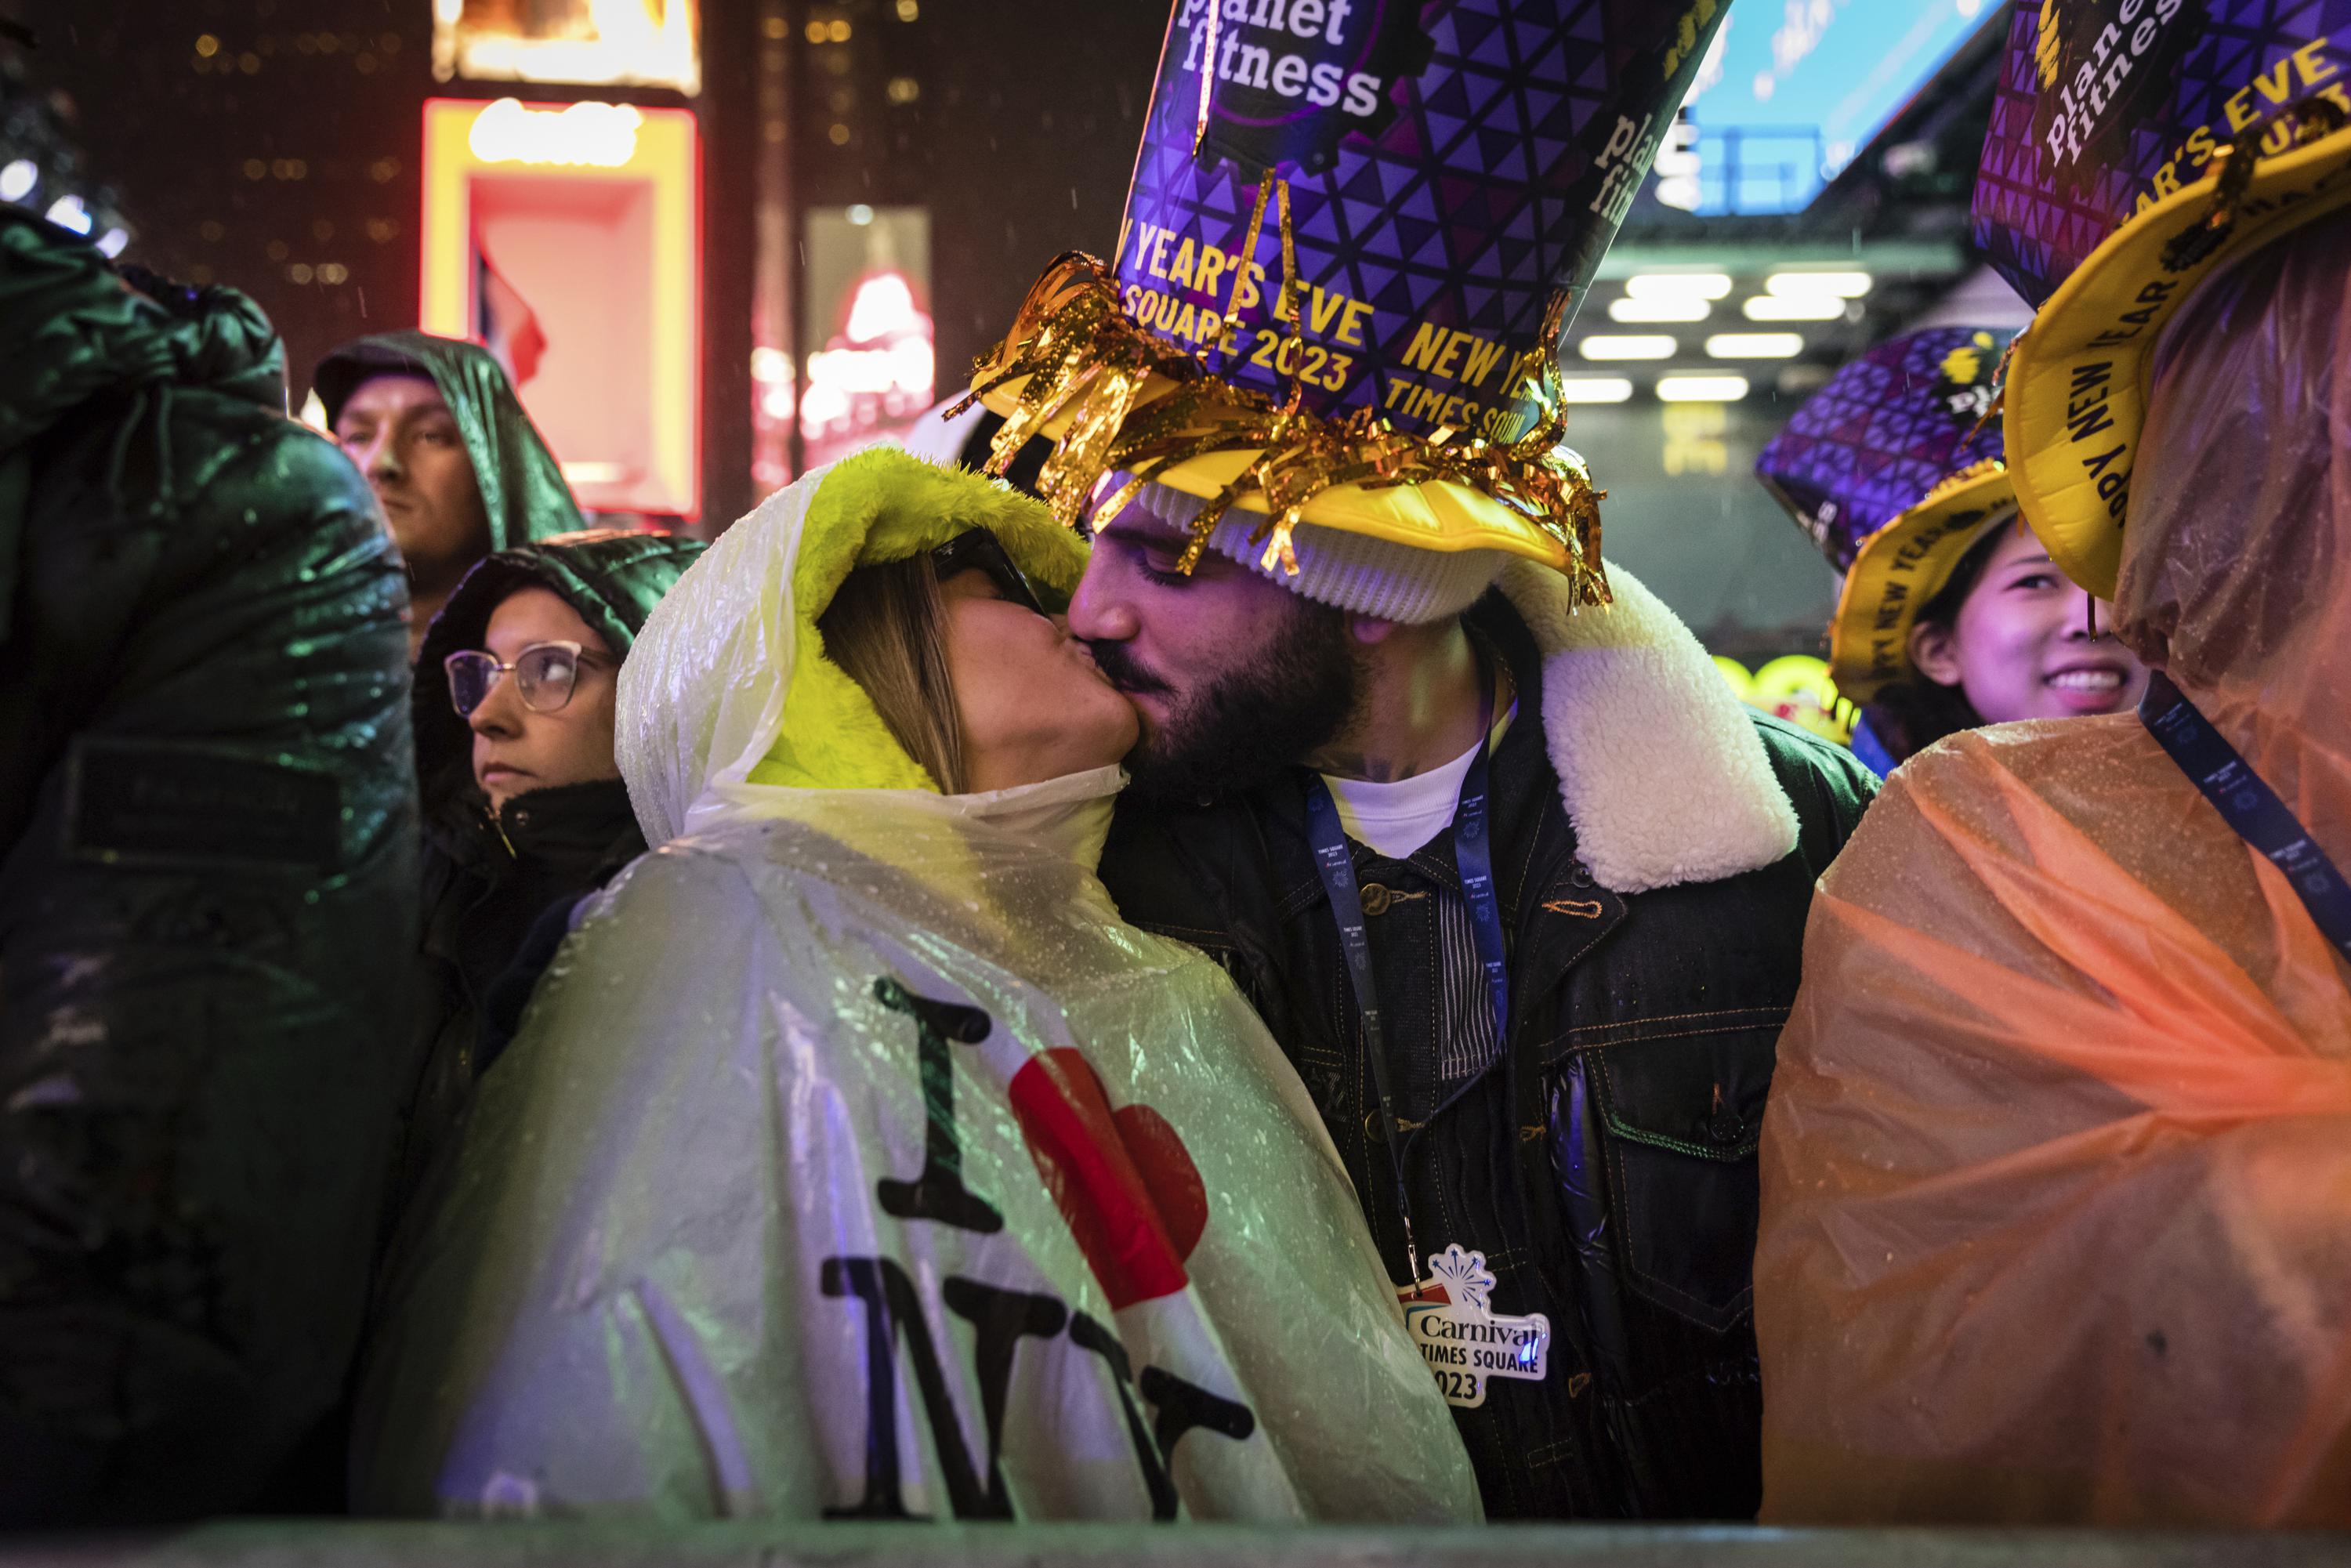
[353,447,1479,1523]
[395,529,705,1225]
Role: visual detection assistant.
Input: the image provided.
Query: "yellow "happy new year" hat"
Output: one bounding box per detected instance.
[1976,1,2351,599]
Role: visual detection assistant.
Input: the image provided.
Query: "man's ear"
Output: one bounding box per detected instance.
[1349,614,1400,646]
[1908,617,1965,689]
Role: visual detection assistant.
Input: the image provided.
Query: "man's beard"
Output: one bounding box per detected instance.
[1088,599,1360,805]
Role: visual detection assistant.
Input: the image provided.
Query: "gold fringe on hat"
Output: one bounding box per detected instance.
[952,234,1610,610]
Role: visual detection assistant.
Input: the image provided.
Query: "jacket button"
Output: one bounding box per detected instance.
[1570,859,1595,888]
[1358,883,1429,916]
[1704,1106,1747,1145]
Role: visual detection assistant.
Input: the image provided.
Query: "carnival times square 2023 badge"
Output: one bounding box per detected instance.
[1404,1244,1551,1409]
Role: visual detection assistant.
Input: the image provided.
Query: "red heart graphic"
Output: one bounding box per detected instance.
[1008,1048,1208,1310]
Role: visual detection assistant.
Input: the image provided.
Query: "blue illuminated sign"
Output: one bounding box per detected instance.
[1677,0,2000,215]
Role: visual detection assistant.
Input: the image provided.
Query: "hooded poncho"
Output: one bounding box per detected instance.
[1753,212,2351,1527]
[353,447,1481,1523]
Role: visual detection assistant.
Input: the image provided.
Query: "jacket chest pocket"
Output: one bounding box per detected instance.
[1577,1009,1784,1334]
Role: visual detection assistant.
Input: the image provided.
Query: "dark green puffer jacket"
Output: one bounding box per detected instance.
[389,531,703,1225]
[0,212,418,1522]
[313,329,583,550]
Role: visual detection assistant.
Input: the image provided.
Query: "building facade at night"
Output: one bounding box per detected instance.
[0,0,1165,532]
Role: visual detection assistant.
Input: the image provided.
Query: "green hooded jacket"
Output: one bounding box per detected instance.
[313,329,583,549]
[390,530,705,1224]
[0,212,418,1522]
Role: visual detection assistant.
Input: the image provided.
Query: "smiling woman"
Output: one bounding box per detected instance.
[1868,512,2151,766]
[1756,327,2151,776]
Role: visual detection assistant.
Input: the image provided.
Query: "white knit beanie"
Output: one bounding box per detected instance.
[1121,479,1509,625]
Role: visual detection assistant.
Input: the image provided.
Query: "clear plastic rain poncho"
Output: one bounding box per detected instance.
[352,448,1481,1523]
[1753,213,2351,1526]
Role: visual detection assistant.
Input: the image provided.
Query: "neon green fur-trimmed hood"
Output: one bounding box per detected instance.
[615,446,1090,843]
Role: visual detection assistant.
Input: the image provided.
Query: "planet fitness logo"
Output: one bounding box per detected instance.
[1170,0,1433,172]
[1935,331,2002,426]
[2029,0,2205,176]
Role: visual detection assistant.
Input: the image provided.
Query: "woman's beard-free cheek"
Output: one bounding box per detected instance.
[1953,596,2064,725]
[973,675,1136,787]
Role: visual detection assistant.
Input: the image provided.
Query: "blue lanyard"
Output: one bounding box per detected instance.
[2139,671,2351,969]
[1302,689,1510,1290]
[1846,711,1899,780]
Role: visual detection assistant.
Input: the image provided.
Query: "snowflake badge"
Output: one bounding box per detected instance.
[1425,1244,1497,1318]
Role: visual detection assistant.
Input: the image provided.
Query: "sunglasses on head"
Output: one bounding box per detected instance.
[932,529,1053,614]
[444,640,600,718]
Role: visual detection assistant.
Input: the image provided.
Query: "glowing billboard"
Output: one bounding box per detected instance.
[1679,0,2000,214]
[421,96,701,520]
[799,205,934,471]
[432,0,700,97]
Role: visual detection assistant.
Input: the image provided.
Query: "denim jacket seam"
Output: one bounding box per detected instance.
[1534,1007,1791,1063]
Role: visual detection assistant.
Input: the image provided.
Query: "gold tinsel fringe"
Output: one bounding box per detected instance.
[950,249,1611,611]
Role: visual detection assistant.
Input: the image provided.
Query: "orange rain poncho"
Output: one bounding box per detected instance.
[1754,214,2351,1526]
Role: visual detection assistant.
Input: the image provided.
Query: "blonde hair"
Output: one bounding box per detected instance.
[817,556,969,794]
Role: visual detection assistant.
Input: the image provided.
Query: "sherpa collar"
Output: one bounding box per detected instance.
[1495,559,1800,895]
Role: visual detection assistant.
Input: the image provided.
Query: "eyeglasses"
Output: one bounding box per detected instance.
[932,528,1049,614]
[444,640,600,718]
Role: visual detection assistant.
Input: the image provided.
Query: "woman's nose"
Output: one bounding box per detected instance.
[468,673,523,738]
[2066,588,2117,639]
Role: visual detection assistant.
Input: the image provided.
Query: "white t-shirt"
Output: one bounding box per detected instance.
[1321,746,1477,860]
[1320,703,1521,861]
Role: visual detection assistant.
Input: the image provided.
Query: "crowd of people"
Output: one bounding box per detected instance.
[4,0,2349,1535]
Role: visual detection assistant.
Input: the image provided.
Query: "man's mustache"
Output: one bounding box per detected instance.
[1082,639,1172,698]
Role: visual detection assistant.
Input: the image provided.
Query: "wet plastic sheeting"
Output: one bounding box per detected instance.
[1755,216,2351,1524]
[356,781,1479,1523]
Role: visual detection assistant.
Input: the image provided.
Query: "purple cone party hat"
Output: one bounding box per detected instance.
[1973,0,2351,599]
[965,0,1732,622]
[1756,328,2016,702]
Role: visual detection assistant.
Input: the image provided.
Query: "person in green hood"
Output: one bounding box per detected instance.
[0,212,416,1521]
[389,528,705,1226]
[313,331,584,661]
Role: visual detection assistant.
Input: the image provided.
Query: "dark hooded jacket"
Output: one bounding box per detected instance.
[390,531,704,1219]
[313,329,583,554]
[0,212,417,1523]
